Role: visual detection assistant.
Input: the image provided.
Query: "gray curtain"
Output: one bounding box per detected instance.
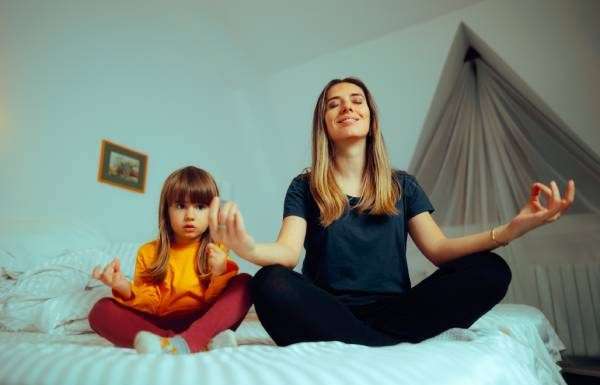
[408,58,600,356]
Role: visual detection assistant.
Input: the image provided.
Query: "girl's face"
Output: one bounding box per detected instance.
[324,82,370,143]
[168,200,209,244]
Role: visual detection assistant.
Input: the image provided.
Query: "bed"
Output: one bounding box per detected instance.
[0,219,567,385]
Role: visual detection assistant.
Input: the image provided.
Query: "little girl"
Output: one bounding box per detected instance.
[88,166,252,354]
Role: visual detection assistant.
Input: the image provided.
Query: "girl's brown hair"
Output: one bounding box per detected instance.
[142,166,219,283]
[310,77,400,226]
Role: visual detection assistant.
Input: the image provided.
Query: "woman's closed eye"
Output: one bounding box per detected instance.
[327,98,362,109]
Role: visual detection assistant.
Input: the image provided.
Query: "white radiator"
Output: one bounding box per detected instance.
[515,264,600,357]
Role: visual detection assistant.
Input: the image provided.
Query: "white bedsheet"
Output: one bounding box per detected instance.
[0,305,566,385]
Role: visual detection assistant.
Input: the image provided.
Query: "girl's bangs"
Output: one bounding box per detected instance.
[165,173,217,206]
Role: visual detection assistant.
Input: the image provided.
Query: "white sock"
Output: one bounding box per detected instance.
[208,329,238,350]
[134,331,190,354]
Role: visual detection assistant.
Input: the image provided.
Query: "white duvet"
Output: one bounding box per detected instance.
[0,243,138,333]
[0,244,567,385]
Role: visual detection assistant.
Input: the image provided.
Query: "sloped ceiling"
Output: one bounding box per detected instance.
[205,0,483,74]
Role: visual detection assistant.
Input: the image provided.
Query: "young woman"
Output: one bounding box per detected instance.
[209,77,575,346]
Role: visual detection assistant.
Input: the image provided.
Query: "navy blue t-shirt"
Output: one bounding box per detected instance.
[283,171,434,306]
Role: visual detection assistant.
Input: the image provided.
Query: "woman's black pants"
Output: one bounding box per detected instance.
[250,251,511,346]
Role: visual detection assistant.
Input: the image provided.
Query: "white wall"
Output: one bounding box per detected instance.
[0,0,250,243]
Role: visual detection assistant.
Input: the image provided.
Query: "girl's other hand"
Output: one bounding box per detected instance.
[207,242,227,277]
[209,197,256,261]
[92,257,128,290]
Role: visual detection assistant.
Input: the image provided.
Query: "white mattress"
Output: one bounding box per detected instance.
[0,243,567,385]
[0,305,566,385]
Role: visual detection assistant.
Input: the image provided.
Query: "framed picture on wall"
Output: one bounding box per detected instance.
[97,139,148,193]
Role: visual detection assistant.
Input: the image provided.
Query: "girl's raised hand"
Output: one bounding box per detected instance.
[92,257,128,289]
[508,180,575,240]
[209,197,256,261]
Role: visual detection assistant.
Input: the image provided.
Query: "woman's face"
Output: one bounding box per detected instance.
[324,82,370,143]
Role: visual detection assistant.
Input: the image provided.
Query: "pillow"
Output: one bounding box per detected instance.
[0,217,109,273]
[0,247,115,333]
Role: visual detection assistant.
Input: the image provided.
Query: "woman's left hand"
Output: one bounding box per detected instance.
[507,180,575,241]
[208,197,256,261]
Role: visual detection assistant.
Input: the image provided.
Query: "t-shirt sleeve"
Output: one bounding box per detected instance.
[283,175,310,219]
[403,174,435,219]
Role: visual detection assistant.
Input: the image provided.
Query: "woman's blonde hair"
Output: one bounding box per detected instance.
[310,77,400,226]
[142,166,219,283]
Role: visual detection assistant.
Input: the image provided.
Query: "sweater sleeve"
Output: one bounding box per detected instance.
[112,245,160,314]
[204,258,239,303]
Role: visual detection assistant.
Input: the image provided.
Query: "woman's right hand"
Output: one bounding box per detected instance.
[505,180,575,241]
[92,257,129,290]
[209,197,256,261]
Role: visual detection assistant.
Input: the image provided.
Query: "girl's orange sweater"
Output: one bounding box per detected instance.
[113,240,238,316]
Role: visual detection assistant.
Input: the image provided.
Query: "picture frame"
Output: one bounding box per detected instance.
[97,139,148,193]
